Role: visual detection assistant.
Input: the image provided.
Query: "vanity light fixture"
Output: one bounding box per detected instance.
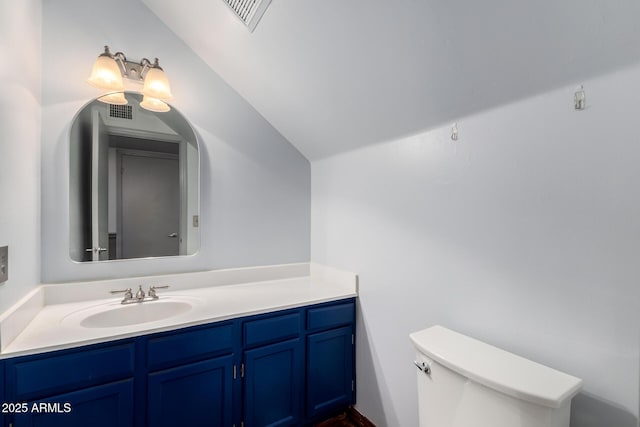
[88,46,173,112]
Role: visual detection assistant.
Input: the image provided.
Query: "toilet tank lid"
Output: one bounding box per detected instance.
[409,325,583,409]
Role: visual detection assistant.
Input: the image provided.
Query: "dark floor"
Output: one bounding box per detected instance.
[315,408,374,427]
[315,412,355,426]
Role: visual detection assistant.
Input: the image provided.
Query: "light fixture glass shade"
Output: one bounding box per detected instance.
[97,92,128,105]
[140,96,171,113]
[87,55,125,91]
[142,67,173,100]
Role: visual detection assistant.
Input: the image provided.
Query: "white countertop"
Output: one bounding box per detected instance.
[0,263,357,359]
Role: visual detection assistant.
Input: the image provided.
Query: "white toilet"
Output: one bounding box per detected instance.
[409,325,583,427]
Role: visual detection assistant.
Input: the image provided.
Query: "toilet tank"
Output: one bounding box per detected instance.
[409,326,583,427]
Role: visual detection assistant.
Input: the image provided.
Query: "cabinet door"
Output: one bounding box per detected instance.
[13,379,134,427]
[306,326,354,418]
[7,343,134,403]
[147,355,233,427]
[244,338,303,427]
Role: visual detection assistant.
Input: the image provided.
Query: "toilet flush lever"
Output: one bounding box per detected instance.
[414,360,431,375]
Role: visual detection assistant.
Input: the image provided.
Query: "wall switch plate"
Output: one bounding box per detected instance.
[0,246,8,283]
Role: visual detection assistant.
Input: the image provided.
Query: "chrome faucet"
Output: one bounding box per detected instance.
[110,285,170,304]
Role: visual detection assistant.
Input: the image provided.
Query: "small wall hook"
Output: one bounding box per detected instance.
[451,123,459,141]
[574,85,586,110]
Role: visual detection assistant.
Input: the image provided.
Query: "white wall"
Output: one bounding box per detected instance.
[142,0,640,161]
[0,0,42,312]
[312,65,640,426]
[40,0,310,283]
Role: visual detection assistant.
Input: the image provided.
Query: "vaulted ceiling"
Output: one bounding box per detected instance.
[142,0,640,159]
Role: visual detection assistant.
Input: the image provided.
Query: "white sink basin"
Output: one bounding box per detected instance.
[62,297,199,329]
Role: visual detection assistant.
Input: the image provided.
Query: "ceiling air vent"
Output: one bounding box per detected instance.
[223,0,273,32]
[109,104,133,120]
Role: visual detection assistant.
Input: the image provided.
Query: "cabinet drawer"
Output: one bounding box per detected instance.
[9,342,135,400]
[307,301,355,331]
[244,312,301,348]
[147,323,234,371]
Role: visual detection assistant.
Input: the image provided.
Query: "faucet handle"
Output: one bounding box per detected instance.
[110,288,133,299]
[149,285,169,299]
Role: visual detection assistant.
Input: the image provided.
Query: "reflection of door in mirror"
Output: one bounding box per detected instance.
[107,136,184,260]
[117,149,180,259]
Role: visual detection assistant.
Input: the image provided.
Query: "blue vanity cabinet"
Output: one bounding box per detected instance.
[305,300,356,420]
[2,297,356,427]
[4,341,136,427]
[242,311,304,427]
[145,322,237,427]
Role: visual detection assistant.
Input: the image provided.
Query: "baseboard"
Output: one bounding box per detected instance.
[347,407,376,427]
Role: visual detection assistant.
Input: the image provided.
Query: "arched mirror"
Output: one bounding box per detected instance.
[69,92,200,262]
